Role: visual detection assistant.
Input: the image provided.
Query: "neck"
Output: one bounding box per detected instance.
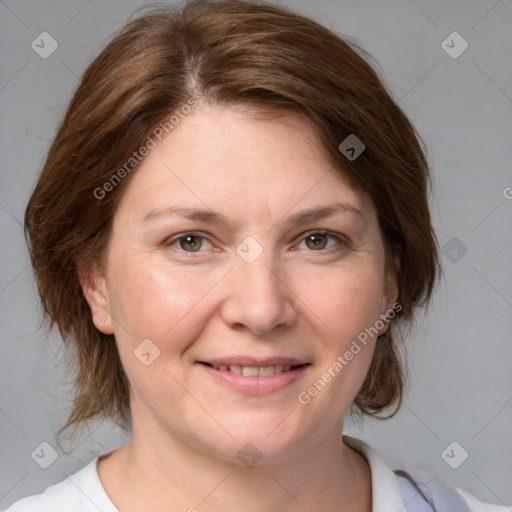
[98,417,372,512]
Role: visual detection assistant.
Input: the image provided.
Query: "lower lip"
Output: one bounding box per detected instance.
[198,363,309,395]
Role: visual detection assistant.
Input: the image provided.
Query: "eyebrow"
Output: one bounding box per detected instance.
[142,202,363,230]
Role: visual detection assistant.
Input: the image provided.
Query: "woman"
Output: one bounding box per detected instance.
[4,1,496,511]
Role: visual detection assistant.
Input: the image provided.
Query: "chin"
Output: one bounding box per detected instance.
[190,412,311,466]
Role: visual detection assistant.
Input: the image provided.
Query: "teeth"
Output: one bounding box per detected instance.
[259,366,275,377]
[242,366,260,376]
[212,364,295,376]
[229,365,242,375]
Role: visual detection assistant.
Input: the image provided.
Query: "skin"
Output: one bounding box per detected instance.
[81,104,398,512]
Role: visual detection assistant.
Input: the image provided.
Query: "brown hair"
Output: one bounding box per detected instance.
[24,0,441,440]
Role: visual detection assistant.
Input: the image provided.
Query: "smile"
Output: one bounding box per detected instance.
[198,361,310,394]
[207,363,294,376]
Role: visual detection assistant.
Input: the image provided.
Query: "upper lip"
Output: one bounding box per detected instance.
[199,357,309,367]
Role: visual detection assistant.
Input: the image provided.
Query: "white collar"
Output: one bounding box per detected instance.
[343,435,406,512]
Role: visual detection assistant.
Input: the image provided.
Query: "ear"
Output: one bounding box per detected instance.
[77,259,114,335]
[378,248,401,336]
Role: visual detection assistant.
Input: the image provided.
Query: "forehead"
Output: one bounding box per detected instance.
[115,104,371,225]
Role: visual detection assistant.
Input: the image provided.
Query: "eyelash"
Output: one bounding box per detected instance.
[164,230,347,256]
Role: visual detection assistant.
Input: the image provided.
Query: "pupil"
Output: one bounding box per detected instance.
[308,234,326,250]
[181,236,201,251]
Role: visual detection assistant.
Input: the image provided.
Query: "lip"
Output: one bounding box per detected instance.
[197,361,310,395]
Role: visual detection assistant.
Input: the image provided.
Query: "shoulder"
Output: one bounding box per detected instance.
[343,435,508,512]
[2,457,118,512]
[395,469,510,512]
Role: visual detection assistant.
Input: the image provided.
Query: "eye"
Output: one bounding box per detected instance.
[165,232,213,253]
[296,231,346,253]
[164,230,346,256]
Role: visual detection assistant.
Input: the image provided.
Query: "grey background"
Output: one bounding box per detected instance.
[1,0,511,509]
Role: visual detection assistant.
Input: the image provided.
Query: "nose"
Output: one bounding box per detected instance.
[220,254,297,336]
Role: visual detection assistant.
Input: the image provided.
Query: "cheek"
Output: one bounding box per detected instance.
[297,263,384,343]
[106,257,225,350]
[291,267,382,420]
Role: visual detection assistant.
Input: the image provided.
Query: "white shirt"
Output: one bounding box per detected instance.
[3,436,503,512]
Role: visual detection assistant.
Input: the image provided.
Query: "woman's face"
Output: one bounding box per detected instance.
[84,104,397,463]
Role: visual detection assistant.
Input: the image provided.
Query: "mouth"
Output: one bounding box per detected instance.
[200,362,307,376]
[196,358,311,395]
